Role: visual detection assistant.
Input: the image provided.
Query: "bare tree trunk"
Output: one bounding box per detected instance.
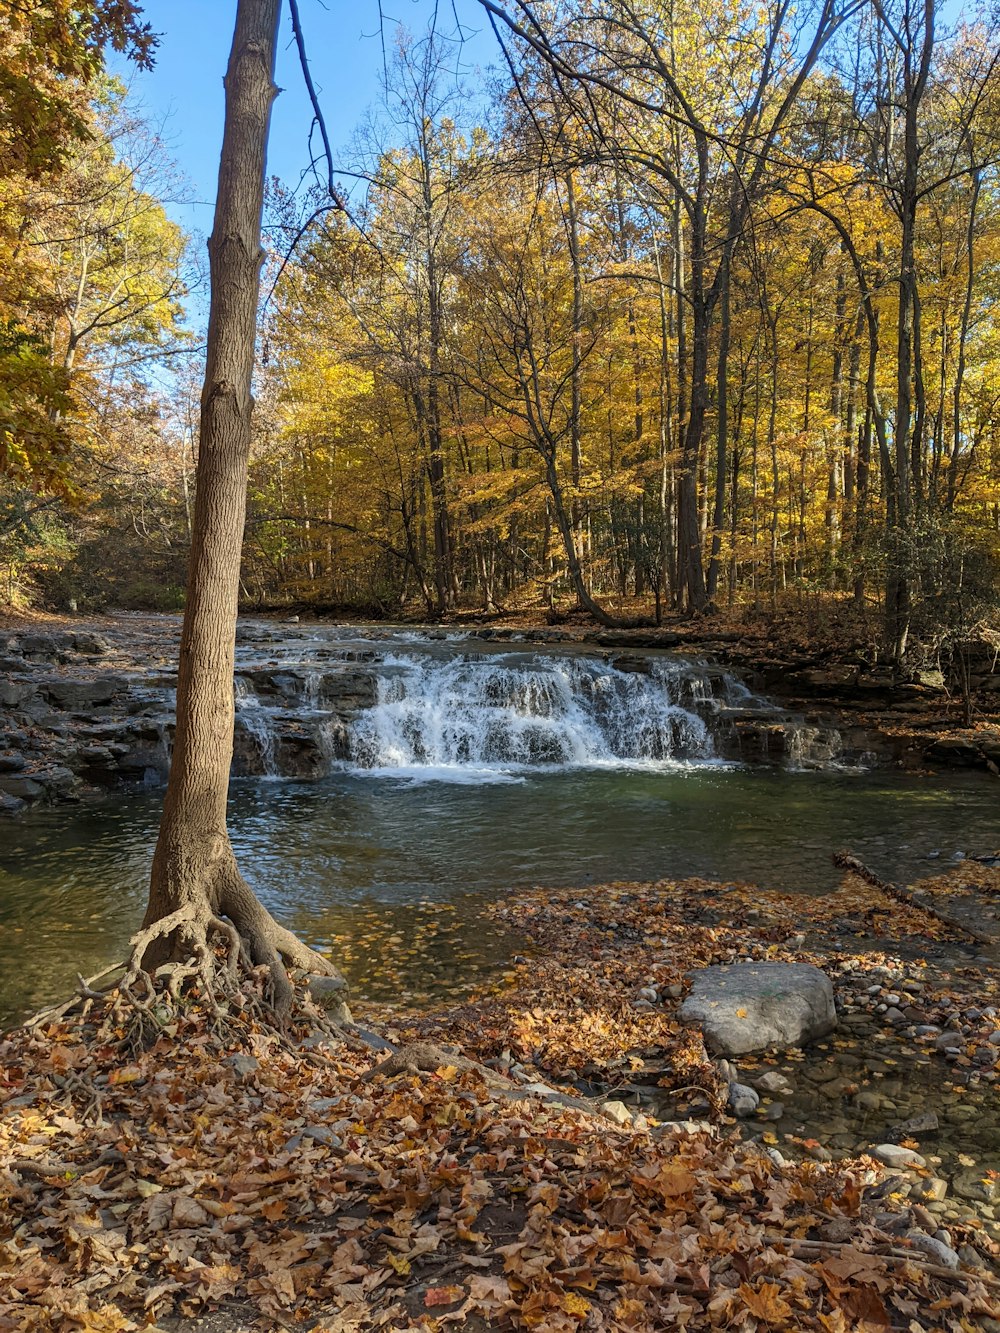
[141,0,338,1014]
[706,255,730,603]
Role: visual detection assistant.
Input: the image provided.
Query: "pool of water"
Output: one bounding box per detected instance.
[1,765,995,1028]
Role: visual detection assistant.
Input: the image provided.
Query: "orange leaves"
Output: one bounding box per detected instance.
[3,882,1000,1333]
[424,1284,464,1306]
[738,1280,795,1326]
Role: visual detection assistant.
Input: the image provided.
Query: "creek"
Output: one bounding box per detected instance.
[1,624,997,1027]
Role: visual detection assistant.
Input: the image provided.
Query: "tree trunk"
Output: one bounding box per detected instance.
[142,0,338,1014]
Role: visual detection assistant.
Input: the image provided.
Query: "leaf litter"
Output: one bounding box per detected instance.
[3,868,1000,1332]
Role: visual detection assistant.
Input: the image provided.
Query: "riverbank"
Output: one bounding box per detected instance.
[1,611,998,818]
[3,861,1000,1332]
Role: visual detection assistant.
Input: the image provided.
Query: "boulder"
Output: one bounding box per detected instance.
[43,677,125,708]
[680,962,837,1056]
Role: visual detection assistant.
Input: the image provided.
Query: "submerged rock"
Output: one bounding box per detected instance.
[680,962,837,1056]
[872,1143,926,1169]
[727,1082,760,1117]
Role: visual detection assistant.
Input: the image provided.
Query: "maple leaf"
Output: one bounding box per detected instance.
[739,1280,794,1325]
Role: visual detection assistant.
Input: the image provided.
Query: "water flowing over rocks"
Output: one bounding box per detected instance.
[0,617,862,812]
[681,962,838,1055]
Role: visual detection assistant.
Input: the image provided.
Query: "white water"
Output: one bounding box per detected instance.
[348,654,719,776]
[234,676,277,775]
[227,634,844,782]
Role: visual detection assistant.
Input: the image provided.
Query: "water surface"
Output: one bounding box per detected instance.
[1,766,993,1027]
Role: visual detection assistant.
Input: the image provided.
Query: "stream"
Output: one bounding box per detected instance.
[1,739,995,1027]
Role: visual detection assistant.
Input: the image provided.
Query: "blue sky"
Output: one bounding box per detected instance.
[112,0,498,237]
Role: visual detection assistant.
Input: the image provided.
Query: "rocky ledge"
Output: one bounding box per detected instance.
[0,618,385,814]
[1,614,996,815]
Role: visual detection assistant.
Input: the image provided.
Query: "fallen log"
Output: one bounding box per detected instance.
[832,849,999,955]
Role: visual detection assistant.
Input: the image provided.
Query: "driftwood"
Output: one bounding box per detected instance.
[833,849,999,954]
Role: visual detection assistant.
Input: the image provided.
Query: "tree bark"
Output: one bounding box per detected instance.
[142,0,338,1014]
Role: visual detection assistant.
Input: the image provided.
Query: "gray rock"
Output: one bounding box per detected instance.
[227,1055,259,1079]
[307,973,350,1018]
[0,679,37,708]
[301,1125,342,1146]
[934,1031,964,1050]
[855,1090,882,1111]
[727,1082,760,1118]
[872,1144,926,1169]
[911,1177,949,1203]
[952,1169,1000,1204]
[342,1023,393,1053]
[906,1231,960,1270]
[958,1244,986,1269]
[0,774,42,799]
[754,1070,793,1095]
[892,1111,939,1137]
[680,962,836,1056]
[43,677,125,708]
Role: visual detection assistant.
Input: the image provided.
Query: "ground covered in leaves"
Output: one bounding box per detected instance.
[3,868,1000,1332]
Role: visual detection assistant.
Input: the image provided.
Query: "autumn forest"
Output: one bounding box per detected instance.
[6,5,1000,1332]
[1,0,997,672]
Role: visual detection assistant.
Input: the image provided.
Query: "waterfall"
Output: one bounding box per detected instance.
[219,628,850,782]
[347,654,718,775]
[234,676,277,776]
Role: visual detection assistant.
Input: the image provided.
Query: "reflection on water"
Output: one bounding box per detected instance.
[0,767,994,1027]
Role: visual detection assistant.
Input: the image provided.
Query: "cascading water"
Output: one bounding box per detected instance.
[234,676,277,776]
[221,628,849,781]
[348,654,716,774]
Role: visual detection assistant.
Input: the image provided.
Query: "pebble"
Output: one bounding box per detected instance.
[754,1070,792,1095]
[872,1144,926,1169]
[907,1231,960,1269]
[600,1100,633,1126]
[855,1090,881,1111]
[728,1082,760,1118]
[910,1177,949,1203]
[227,1055,259,1079]
[804,1142,832,1162]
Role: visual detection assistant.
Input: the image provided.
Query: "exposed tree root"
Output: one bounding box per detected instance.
[363,1040,484,1083]
[136,846,344,1024]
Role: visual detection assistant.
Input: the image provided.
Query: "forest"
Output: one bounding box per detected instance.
[2,0,999,669]
[4,3,1000,1332]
